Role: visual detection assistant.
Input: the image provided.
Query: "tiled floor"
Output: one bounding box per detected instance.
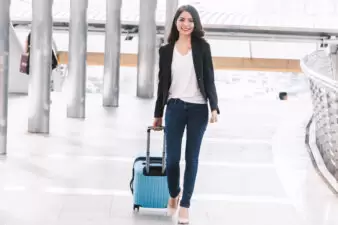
[1,68,338,224]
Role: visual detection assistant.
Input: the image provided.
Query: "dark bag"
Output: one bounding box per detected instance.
[19,53,29,75]
[52,50,58,70]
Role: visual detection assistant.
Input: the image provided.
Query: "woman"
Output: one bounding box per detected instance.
[153,5,220,224]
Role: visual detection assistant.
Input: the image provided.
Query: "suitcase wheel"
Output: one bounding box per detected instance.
[133,204,140,211]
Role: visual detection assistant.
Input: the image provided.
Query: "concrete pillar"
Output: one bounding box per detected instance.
[28,0,53,133]
[335,47,338,80]
[67,0,88,118]
[332,44,338,81]
[0,0,11,155]
[137,0,157,98]
[164,0,178,44]
[329,44,338,80]
[102,0,122,107]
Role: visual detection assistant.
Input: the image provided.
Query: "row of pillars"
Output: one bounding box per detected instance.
[0,0,179,154]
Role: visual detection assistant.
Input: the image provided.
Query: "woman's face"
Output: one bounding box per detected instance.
[176,11,194,36]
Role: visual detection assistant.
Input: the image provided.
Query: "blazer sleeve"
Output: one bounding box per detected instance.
[154,46,165,118]
[203,42,220,114]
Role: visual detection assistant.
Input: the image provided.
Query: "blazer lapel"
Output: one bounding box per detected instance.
[165,44,174,76]
[166,44,174,67]
[162,44,174,88]
[191,39,202,80]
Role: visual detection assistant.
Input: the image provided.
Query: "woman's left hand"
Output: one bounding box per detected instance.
[210,110,218,123]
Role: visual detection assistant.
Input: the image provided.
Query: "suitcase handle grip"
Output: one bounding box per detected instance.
[146,126,166,175]
[147,125,164,132]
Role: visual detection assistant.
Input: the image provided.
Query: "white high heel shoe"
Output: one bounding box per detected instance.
[178,207,189,224]
[178,217,189,224]
[167,203,178,216]
[167,194,180,216]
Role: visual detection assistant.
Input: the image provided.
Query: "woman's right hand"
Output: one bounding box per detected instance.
[153,117,163,128]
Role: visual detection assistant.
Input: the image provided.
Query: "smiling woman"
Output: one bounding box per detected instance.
[152,5,221,224]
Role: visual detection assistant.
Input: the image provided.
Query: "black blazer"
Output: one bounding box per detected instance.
[154,37,220,118]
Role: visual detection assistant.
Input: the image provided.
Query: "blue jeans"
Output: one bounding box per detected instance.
[165,98,208,208]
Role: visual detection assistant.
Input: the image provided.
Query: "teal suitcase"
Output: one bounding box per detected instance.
[129,126,169,211]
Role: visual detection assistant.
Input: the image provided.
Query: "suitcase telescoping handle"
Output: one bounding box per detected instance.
[146,126,166,175]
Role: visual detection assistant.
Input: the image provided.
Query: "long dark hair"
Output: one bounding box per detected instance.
[167,5,205,45]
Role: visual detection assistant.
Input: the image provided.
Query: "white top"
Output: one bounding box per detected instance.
[168,46,207,104]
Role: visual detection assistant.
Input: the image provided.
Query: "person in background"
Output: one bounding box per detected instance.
[153,5,220,224]
[24,31,59,76]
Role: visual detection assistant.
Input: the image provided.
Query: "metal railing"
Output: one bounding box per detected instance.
[301,49,338,182]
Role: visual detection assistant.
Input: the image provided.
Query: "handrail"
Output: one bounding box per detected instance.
[304,114,338,194]
[301,49,338,187]
[300,53,338,90]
